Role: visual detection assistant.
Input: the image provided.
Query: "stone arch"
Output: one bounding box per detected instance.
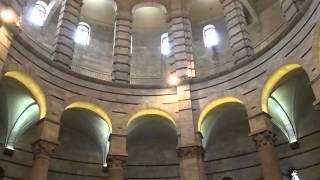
[131,1,168,14]
[59,100,113,166]
[197,96,245,132]
[260,63,315,144]
[1,63,47,120]
[261,63,304,113]
[64,101,113,133]
[127,108,176,129]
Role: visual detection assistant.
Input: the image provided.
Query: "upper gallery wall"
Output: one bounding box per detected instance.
[21,0,293,85]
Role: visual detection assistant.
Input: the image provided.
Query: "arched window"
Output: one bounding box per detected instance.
[289,169,300,180]
[161,33,170,56]
[203,24,219,47]
[74,22,91,46]
[29,1,48,26]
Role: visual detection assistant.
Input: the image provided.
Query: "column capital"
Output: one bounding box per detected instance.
[107,155,128,169]
[31,139,59,157]
[176,145,205,160]
[252,130,276,149]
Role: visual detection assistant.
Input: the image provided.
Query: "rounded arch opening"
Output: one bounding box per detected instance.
[57,101,113,166]
[261,64,316,145]
[198,96,244,132]
[4,71,46,119]
[126,109,178,177]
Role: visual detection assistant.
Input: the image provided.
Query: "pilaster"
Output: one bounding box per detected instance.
[220,0,253,63]
[53,0,83,68]
[167,0,195,79]
[280,0,299,22]
[112,8,132,84]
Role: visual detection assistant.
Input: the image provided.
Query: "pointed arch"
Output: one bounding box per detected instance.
[261,64,302,113]
[4,71,47,119]
[127,108,176,128]
[198,96,244,132]
[65,101,112,133]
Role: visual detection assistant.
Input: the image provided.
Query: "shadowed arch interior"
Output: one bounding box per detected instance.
[127,113,178,165]
[58,107,111,165]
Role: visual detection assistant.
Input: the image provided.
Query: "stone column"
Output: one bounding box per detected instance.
[220,0,253,63]
[176,84,206,180]
[280,0,299,22]
[107,133,128,180]
[112,8,132,84]
[248,113,282,180]
[30,139,58,180]
[53,0,83,69]
[30,116,60,180]
[167,0,196,80]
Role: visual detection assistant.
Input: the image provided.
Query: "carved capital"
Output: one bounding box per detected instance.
[107,155,127,169]
[176,145,204,160]
[252,130,276,149]
[31,139,58,157]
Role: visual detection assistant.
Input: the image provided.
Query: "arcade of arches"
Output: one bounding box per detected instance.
[0,0,320,180]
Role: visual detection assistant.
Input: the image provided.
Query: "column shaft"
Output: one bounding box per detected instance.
[252,130,282,180]
[167,11,195,79]
[112,10,132,83]
[221,0,253,63]
[30,140,57,180]
[53,0,83,68]
[281,0,299,22]
[177,84,206,180]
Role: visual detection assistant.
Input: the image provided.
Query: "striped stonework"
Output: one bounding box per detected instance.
[53,0,83,69]
[221,0,253,63]
[167,10,196,80]
[280,0,299,22]
[112,10,132,84]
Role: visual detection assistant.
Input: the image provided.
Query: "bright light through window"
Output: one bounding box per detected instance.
[74,22,91,46]
[29,1,48,26]
[161,33,170,56]
[203,25,219,47]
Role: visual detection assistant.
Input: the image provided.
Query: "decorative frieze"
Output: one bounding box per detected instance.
[31,139,58,157]
[107,155,127,170]
[252,130,276,149]
[176,145,205,160]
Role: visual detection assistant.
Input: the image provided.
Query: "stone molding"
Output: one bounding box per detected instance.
[31,139,59,157]
[252,130,276,149]
[176,145,205,160]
